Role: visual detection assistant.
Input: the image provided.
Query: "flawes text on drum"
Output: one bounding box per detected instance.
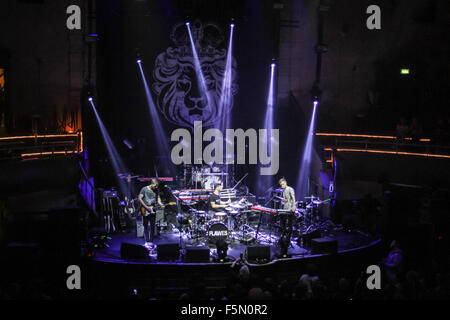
[171,121,279,175]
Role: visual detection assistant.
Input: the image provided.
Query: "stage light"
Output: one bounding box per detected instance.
[401,68,410,75]
[296,99,319,199]
[257,62,277,196]
[216,239,228,261]
[88,97,93,102]
[278,235,290,258]
[85,34,99,42]
[219,18,235,134]
[137,58,175,176]
[187,22,212,111]
[88,99,130,197]
[230,23,235,28]
[137,59,141,63]
[123,139,134,150]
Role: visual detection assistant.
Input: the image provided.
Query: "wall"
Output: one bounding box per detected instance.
[0,0,88,135]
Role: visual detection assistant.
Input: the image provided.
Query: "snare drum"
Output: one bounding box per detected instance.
[207,221,229,243]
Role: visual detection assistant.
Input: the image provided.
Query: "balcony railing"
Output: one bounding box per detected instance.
[316,132,450,160]
[0,132,83,160]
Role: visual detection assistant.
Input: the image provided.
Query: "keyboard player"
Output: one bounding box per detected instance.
[279,178,295,239]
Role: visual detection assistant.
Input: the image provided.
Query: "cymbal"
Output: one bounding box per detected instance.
[202,172,229,175]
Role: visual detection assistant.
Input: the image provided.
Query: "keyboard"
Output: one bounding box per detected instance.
[250,205,294,215]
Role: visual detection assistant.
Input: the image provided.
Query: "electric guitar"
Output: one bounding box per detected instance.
[140,202,176,216]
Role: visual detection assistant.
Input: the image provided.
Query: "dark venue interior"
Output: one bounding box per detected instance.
[0,0,449,302]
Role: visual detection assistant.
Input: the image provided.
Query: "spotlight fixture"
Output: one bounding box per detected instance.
[311,83,321,102]
[85,33,99,42]
[186,22,190,26]
[123,139,134,150]
[88,97,93,102]
[230,23,235,28]
[216,239,228,262]
[137,59,141,63]
[277,235,291,258]
[271,63,276,68]
[400,68,410,75]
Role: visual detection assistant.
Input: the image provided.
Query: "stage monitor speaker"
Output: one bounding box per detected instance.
[245,245,271,262]
[120,242,149,260]
[185,246,210,262]
[311,237,338,254]
[157,243,180,261]
[299,230,322,248]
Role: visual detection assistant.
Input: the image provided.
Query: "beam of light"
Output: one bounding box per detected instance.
[88,98,129,196]
[324,147,450,159]
[186,23,212,113]
[137,61,175,176]
[296,100,318,199]
[220,23,235,165]
[257,63,276,196]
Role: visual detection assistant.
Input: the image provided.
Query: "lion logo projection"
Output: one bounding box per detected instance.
[152,21,238,128]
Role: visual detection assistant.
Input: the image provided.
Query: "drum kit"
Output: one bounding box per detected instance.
[173,197,254,245]
[182,164,229,189]
[291,195,333,235]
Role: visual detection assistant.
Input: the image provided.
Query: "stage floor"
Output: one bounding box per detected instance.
[92,226,380,265]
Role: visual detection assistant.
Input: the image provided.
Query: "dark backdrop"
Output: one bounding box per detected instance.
[89,0,309,196]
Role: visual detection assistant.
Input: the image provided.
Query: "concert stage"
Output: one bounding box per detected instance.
[91,227,381,265]
[85,227,381,299]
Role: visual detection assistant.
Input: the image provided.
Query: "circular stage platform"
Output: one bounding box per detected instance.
[92,227,381,266]
[85,227,383,299]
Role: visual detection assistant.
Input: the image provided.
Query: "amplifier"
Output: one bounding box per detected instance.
[184,246,210,262]
[245,245,271,262]
[157,243,180,261]
[298,230,322,248]
[311,237,338,254]
[120,242,149,260]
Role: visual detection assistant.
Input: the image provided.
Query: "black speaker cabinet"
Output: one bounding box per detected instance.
[120,242,149,260]
[157,243,180,261]
[311,237,338,254]
[245,245,271,262]
[299,230,322,248]
[185,246,210,262]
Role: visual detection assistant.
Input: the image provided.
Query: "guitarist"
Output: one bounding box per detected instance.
[138,179,164,247]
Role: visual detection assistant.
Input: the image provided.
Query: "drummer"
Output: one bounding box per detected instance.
[208,183,231,218]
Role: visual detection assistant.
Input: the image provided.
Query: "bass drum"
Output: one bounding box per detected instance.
[207,221,229,243]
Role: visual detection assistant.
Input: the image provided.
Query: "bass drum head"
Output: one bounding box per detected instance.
[207,222,229,243]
